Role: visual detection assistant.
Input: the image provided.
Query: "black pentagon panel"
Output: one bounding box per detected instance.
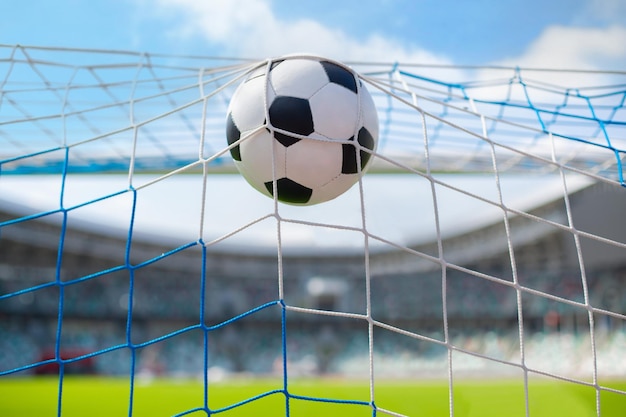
[320,61,357,93]
[225,112,242,161]
[341,141,359,174]
[269,96,314,136]
[264,178,313,204]
[341,128,375,174]
[274,132,301,148]
[357,127,375,168]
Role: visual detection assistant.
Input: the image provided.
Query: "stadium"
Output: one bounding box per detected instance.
[1,42,625,416]
[1,172,625,379]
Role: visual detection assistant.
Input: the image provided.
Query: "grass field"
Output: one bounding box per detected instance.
[1,376,625,416]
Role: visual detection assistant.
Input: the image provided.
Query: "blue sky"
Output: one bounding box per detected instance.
[2,0,625,68]
[1,0,625,249]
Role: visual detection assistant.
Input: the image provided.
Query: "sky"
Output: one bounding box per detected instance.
[1,0,625,250]
[1,0,626,69]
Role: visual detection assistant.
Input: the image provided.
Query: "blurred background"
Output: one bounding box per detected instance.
[1,0,625,398]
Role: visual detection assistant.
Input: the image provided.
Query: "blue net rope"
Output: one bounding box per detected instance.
[1,45,626,416]
[0,45,624,183]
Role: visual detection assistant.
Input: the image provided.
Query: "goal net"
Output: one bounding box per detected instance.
[0,44,625,416]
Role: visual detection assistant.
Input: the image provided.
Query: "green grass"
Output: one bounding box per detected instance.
[0,376,624,416]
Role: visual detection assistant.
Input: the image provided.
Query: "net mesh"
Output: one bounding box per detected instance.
[2,45,624,179]
[1,45,625,416]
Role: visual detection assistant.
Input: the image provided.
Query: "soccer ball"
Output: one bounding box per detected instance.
[226,55,379,206]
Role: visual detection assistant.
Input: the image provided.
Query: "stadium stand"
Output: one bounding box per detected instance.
[1,180,625,378]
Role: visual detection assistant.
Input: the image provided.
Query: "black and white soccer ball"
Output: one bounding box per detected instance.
[226,55,379,206]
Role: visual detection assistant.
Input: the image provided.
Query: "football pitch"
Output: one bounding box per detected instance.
[1,376,625,416]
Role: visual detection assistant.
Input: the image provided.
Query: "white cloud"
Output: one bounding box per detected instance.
[497,24,626,72]
[148,0,624,130]
[469,24,626,103]
[578,0,626,25]
[153,0,451,64]
[150,0,625,79]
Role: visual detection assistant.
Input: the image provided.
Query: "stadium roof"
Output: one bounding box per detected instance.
[0,173,593,255]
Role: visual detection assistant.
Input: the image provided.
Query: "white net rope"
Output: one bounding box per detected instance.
[1,45,624,180]
[0,45,625,416]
